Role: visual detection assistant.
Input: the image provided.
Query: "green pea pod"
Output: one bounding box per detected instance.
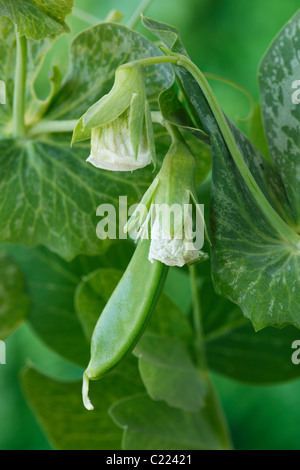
[82,239,168,410]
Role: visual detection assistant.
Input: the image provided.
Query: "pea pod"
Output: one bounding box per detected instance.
[82,239,168,410]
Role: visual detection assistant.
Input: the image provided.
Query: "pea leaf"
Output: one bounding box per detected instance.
[133,333,206,412]
[0,127,172,260]
[0,253,30,339]
[259,9,300,226]
[142,16,300,330]
[110,392,231,450]
[146,288,193,344]
[21,358,144,450]
[209,119,300,330]
[3,241,134,366]
[207,322,300,384]
[0,135,158,260]
[141,15,185,52]
[198,275,300,384]
[0,0,73,40]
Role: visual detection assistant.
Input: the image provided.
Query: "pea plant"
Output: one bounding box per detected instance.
[1,1,300,450]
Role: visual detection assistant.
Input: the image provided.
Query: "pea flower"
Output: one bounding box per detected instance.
[125,134,206,267]
[72,63,155,171]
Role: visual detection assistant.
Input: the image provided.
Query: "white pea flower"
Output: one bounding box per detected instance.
[125,137,207,267]
[86,107,152,171]
[72,63,155,171]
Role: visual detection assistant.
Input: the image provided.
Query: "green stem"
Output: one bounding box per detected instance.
[189,264,207,371]
[72,7,102,26]
[13,28,27,137]
[127,0,154,29]
[189,264,232,449]
[205,376,233,450]
[164,52,300,249]
[28,119,78,137]
[132,55,178,67]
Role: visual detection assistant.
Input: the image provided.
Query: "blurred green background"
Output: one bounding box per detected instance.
[1,0,300,450]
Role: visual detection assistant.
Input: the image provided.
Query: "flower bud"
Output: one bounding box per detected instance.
[72,63,155,171]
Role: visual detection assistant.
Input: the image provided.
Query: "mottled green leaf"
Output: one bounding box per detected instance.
[0,0,73,40]
[133,333,206,411]
[21,358,143,450]
[46,22,174,121]
[0,135,160,260]
[110,392,231,450]
[209,121,300,330]
[0,253,30,339]
[142,15,185,53]
[259,9,300,226]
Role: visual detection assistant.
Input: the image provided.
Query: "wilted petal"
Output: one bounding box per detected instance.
[148,219,199,267]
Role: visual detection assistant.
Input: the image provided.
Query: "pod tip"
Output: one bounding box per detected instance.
[82,372,94,411]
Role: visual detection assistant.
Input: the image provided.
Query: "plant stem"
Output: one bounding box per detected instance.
[189,264,207,371]
[13,28,27,138]
[72,7,102,26]
[132,55,178,67]
[189,264,232,449]
[127,0,154,29]
[206,376,233,450]
[28,119,78,137]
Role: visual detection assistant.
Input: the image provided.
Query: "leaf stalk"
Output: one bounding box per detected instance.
[13,28,27,138]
